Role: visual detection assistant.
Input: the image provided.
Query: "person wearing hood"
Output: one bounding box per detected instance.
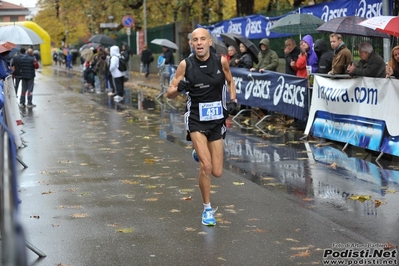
[328,33,352,75]
[250,38,278,72]
[314,39,333,74]
[301,35,318,74]
[109,45,125,102]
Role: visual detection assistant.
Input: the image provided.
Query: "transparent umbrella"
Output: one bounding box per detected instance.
[0,25,43,45]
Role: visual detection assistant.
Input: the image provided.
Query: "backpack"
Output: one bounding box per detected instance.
[112,56,127,72]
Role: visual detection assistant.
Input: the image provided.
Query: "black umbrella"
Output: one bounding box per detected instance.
[210,35,227,54]
[233,35,259,64]
[317,16,390,38]
[88,34,116,46]
[220,33,241,52]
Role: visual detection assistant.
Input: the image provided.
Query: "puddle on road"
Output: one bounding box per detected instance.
[53,68,399,222]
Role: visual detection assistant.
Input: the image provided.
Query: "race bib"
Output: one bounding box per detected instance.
[199,101,223,121]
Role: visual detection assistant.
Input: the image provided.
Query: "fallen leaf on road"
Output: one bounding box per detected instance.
[145,158,154,163]
[290,245,315,250]
[71,213,88,218]
[385,189,397,194]
[169,209,180,213]
[42,191,52,195]
[349,195,371,202]
[374,199,387,208]
[184,227,196,232]
[233,182,244,185]
[116,228,133,233]
[217,257,227,261]
[121,179,139,185]
[182,196,192,200]
[144,198,158,202]
[252,228,266,233]
[292,249,311,257]
[286,238,300,243]
[302,198,314,202]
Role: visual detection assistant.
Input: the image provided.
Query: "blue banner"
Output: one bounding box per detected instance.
[201,0,391,39]
[231,68,308,120]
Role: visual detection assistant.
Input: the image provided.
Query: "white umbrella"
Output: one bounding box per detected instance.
[0,25,43,45]
[151,39,179,50]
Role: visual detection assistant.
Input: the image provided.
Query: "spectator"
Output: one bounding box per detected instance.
[109,45,125,102]
[386,45,399,79]
[235,42,253,69]
[314,39,333,74]
[104,47,115,95]
[162,46,175,65]
[284,38,300,76]
[19,48,37,108]
[301,35,318,74]
[294,41,309,79]
[235,42,253,119]
[227,46,240,67]
[346,42,385,78]
[0,50,12,80]
[11,48,25,94]
[92,48,107,93]
[120,43,131,80]
[141,45,153,78]
[328,33,352,75]
[250,38,278,72]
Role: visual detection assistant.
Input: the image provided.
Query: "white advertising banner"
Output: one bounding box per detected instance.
[305,75,399,156]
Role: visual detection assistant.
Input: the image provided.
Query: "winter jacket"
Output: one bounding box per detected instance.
[109,45,124,78]
[285,46,300,75]
[141,49,153,64]
[295,52,308,78]
[254,38,279,71]
[301,35,318,73]
[11,52,24,77]
[20,54,36,79]
[314,39,333,74]
[329,42,352,75]
[229,53,240,67]
[351,51,386,78]
[163,49,175,65]
[237,52,253,69]
[0,54,11,79]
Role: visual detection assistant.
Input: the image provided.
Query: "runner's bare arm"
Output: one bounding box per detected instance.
[221,56,237,101]
[166,60,187,99]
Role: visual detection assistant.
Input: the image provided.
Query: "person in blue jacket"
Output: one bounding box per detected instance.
[0,51,12,80]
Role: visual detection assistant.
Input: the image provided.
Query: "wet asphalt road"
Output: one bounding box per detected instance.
[14,65,399,266]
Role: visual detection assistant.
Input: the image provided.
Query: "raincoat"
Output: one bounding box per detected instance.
[301,35,318,73]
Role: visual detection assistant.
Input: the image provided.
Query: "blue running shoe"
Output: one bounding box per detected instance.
[202,207,217,226]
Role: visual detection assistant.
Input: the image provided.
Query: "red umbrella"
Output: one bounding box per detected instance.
[0,41,17,53]
[357,16,399,38]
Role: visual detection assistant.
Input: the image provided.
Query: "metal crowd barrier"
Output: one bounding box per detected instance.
[156,64,177,109]
[0,87,46,265]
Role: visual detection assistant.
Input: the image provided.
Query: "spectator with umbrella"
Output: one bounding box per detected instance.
[227,46,240,67]
[162,46,175,65]
[314,39,333,74]
[235,42,253,69]
[328,33,352,75]
[346,42,386,78]
[284,38,300,76]
[386,45,399,79]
